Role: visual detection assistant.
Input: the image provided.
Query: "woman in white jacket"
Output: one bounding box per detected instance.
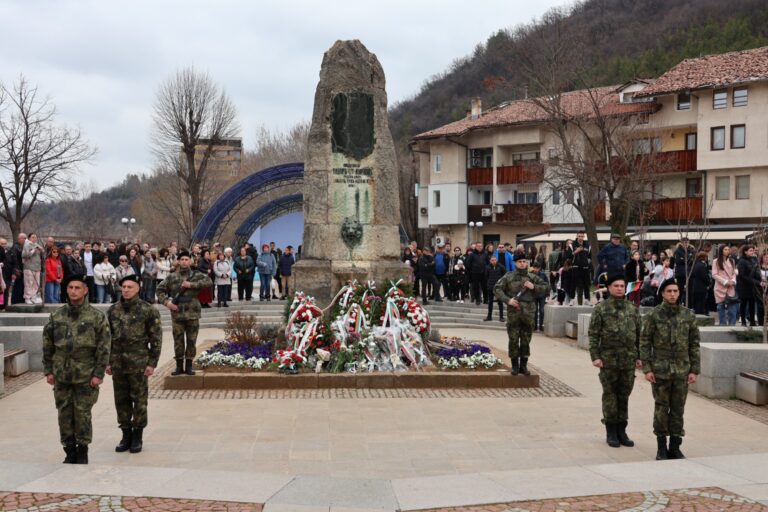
[94,253,116,303]
[213,252,231,307]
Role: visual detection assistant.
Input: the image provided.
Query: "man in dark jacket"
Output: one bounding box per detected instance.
[416,247,436,305]
[6,234,26,304]
[673,237,695,306]
[567,231,591,305]
[484,256,506,322]
[270,242,282,299]
[278,246,295,299]
[597,234,629,278]
[466,242,486,305]
[433,244,449,302]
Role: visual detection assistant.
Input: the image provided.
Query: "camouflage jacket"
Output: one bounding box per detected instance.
[640,301,701,378]
[107,295,162,373]
[493,267,550,304]
[42,300,111,384]
[588,296,640,369]
[156,267,212,320]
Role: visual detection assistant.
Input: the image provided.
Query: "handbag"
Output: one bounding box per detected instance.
[724,294,740,305]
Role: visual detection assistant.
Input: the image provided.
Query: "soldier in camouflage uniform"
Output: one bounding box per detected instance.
[156,249,212,376]
[640,278,701,461]
[106,274,162,454]
[42,274,111,464]
[588,273,641,449]
[494,253,550,376]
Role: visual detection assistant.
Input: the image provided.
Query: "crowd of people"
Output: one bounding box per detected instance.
[0,234,298,308]
[401,232,768,327]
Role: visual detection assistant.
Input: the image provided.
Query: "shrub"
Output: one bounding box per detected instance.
[733,328,764,343]
[257,323,281,341]
[224,312,260,346]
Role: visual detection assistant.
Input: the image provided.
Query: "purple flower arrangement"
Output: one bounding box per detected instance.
[436,344,491,359]
[209,341,273,360]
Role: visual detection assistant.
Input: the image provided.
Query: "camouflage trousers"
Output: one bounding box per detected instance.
[598,368,635,424]
[113,372,149,429]
[53,382,99,446]
[172,318,199,360]
[506,302,536,359]
[651,377,689,437]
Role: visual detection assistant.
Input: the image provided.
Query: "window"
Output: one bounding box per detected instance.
[685,178,702,197]
[715,176,730,200]
[565,189,575,205]
[512,151,540,164]
[677,93,691,110]
[736,175,750,200]
[482,190,492,204]
[711,127,725,150]
[547,147,559,161]
[633,137,662,154]
[733,87,748,107]
[433,154,442,173]
[731,125,745,149]
[433,190,441,207]
[713,89,728,109]
[685,132,697,150]
[514,191,538,204]
[552,189,560,205]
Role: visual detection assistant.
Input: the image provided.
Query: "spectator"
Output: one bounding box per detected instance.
[712,245,738,326]
[548,242,563,299]
[213,251,231,307]
[689,251,711,315]
[624,250,648,306]
[94,253,116,304]
[44,246,64,304]
[270,242,282,299]
[448,246,465,301]
[105,241,120,268]
[278,246,296,299]
[81,242,97,302]
[115,255,135,283]
[530,260,548,331]
[559,258,576,306]
[7,233,26,304]
[759,252,768,326]
[63,245,85,283]
[141,249,157,303]
[568,231,592,305]
[651,254,674,305]
[197,249,214,308]
[433,244,449,302]
[466,242,486,305]
[737,245,761,327]
[484,255,505,322]
[256,244,276,302]
[234,247,255,301]
[493,243,514,272]
[128,247,142,277]
[597,234,628,279]
[416,247,436,305]
[156,248,172,285]
[673,237,695,305]
[22,232,44,304]
[450,258,467,303]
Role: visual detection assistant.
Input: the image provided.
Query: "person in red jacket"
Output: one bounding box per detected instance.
[45,247,64,303]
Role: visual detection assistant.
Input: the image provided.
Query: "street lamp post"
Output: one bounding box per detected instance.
[121,217,136,243]
[468,221,484,248]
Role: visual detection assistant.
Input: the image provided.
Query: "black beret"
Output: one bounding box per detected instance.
[177,249,191,259]
[514,253,528,261]
[118,274,141,286]
[658,278,678,293]
[62,274,87,288]
[605,273,626,286]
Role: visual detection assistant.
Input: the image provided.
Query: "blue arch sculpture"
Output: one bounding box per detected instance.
[232,193,303,249]
[192,162,304,242]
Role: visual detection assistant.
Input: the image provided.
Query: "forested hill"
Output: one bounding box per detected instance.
[388,0,768,146]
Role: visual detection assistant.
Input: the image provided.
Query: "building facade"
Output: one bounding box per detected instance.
[411,46,768,248]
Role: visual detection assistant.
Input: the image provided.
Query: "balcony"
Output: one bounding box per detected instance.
[495,203,543,224]
[646,196,703,223]
[467,167,493,186]
[467,204,492,222]
[641,149,697,174]
[496,163,544,185]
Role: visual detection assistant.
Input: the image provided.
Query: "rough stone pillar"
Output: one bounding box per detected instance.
[293,40,410,303]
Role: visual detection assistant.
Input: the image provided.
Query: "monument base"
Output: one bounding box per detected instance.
[293,258,410,304]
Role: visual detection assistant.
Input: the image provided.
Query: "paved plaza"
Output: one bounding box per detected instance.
[1,326,767,510]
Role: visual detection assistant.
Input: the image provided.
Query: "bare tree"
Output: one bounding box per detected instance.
[152,67,239,239]
[0,76,95,240]
[242,122,309,172]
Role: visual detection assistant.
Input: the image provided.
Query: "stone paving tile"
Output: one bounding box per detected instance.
[0,491,263,511]
[1,371,44,398]
[414,487,768,512]
[148,359,580,400]
[711,398,768,427]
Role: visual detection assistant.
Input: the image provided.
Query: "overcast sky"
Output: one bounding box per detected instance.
[0,0,565,191]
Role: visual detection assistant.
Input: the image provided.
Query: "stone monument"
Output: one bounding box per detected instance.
[293,40,410,302]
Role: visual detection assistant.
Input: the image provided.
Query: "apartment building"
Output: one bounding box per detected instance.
[192,137,243,187]
[410,46,768,247]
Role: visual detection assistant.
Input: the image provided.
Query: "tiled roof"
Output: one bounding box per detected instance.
[412,86,658,141]
[636,46,768,97]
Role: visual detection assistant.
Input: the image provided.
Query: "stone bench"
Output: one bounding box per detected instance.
[0,327,43,372]
[565,320,578,339]
[3,348,29,377]
[736,371,768,405]
[691,343,768,398]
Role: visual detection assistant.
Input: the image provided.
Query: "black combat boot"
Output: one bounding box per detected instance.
[115,428,132,452]
[520,357,531,376]
[171,359,184,376]
[130,428,143,453]
[63,438,77,464]
[668,436,685,459]
[185,359,196,376]
[656,436,668,460]
[617,421,635,447]
[75,444,88,464]
[511,358,520,375]
[605,424,620,448]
